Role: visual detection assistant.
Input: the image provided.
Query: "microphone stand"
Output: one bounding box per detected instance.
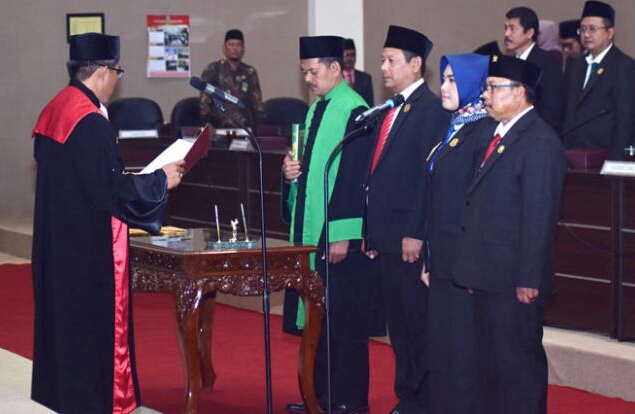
[212,97,273,414]
[322,119,374,414]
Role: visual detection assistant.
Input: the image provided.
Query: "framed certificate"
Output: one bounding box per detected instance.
[66,13,105,42]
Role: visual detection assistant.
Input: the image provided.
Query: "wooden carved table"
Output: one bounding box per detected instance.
[130,229,323,414]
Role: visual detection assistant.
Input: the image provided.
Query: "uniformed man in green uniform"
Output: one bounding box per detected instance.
[199,29,264,128]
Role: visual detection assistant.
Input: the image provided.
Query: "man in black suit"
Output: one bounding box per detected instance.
[504,7,563,132]
[364,25,449,414]
[454,55,566,414]
[562,0,635,160]
[343,38,374,106]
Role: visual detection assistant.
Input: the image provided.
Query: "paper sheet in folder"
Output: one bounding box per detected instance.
[140,125,211,174]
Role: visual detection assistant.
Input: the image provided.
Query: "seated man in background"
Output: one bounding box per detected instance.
[504,6,563,132]
[199,29,265,129]
[559,19,583,73]
[562,0,635,159]
[343,38,374,106]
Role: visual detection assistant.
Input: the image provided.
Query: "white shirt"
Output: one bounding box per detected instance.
[583,43,613,88]
[494,105,535,137]
[516,42,536,60]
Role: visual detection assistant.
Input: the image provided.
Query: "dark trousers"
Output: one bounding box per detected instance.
[314,329,370,408]
[378,254,429,413]
[428,276,481,414]
[472,289,548,414]
[312,251,382,408]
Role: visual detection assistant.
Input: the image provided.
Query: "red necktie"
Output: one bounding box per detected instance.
[481,133,503,167]
[370,107,398,173]
[344,70,355,86]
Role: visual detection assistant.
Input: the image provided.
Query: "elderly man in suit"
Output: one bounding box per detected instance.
[504,6,563,132]
[454,55,566,414]
[363,25,449,414]
[342,38,374,106]
[562,0,635,160]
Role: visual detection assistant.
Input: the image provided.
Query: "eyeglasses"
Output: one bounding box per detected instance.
[577,25,608,35]
[482,83,520,93]
[100,64,125,78]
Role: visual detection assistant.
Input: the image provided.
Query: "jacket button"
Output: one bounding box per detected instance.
[461,226,466,232]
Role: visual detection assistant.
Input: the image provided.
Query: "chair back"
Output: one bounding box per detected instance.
[263,97,308,131]
[170,97,204,128]
[108,97,164,130]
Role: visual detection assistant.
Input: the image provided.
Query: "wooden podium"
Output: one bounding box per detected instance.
[129,229,323,414]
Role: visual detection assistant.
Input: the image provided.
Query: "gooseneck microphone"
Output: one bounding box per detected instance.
[189,76,246,109]
[354,94,405,123]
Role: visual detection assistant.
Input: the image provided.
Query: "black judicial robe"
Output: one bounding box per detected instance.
[31,80,168,414]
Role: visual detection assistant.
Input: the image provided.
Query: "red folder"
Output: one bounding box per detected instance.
[183,125,211,173]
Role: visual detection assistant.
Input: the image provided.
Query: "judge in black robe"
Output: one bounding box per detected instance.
[30,33,184,414]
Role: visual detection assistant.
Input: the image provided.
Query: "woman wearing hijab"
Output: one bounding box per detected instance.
[425,53,492,414]
[538,20,564,68]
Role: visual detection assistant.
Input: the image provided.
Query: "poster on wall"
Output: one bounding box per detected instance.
[146,15,191,78]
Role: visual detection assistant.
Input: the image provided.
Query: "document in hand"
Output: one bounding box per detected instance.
[140,125,211,174]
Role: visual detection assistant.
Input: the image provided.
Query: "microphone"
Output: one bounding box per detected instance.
[355,94,405,123]
[189,76,245,109]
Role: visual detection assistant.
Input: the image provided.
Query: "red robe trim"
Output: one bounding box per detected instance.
[111,217,137,413]
[32,85,100,144]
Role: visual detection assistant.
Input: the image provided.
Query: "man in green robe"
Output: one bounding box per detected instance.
[282,36,384,414]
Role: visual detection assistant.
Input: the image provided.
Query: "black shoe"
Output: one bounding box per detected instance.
[331,404,370,414]
[286,402,307,413]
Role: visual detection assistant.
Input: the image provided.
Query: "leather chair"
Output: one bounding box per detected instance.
[262,97,308,133]
[170,97,204,128]
[108,97,164,130]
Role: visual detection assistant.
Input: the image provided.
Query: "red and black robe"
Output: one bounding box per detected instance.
[31,80,168,414]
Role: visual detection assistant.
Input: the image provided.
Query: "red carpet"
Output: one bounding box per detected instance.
[1,263,635,413]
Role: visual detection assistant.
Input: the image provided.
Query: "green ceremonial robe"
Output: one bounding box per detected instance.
[286,81,370,328]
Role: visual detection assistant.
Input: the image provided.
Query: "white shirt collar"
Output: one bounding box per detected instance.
[494,105,535,137]
[585,43,613,64]
[398,78,424,102]
[517,42,536,60]
[99,103,109,120]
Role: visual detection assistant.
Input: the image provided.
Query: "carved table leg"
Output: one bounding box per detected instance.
[199,292,217,389]
[174,284,203,414]
[298,291,324,414]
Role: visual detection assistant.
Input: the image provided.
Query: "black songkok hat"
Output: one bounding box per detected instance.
[299,36,344,59]
[559,20,580,39]
[474,41,502,56]
[344,38,356,50]
[488,55,542,90]
[581,1,615,25]
[225,29,244,42]
[383,25,433,60]
[69,33,120,62]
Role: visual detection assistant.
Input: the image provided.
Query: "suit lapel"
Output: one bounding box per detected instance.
[434,122,476,166]
[468,110,537,193]
[578,47,616,105]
